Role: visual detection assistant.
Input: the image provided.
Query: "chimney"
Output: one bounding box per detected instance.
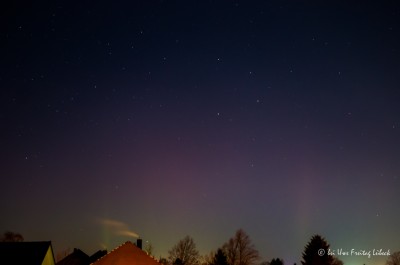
[137,238,142,249]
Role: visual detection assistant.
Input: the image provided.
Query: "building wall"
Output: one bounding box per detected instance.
[41,246,56,265]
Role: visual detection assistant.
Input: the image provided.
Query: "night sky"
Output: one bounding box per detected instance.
[1,1,400,265]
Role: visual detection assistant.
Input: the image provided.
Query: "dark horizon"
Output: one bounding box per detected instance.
[1,230,395,265]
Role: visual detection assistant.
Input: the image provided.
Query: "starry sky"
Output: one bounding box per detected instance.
[1,1,400,265]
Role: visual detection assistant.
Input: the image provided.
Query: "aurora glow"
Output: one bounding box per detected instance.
[1,2,399,265]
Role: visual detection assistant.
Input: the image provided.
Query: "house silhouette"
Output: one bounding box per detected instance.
[0,241,55,265]
[92,240,161,265]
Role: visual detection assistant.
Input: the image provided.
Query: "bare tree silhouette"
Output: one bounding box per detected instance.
[1,231,24,242]
[168,236,200,265]
[387,251,400,265]
[223,229,260,265]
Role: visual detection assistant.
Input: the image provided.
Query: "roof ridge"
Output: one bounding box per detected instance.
[90,241,132,265]
[91,240,163,265]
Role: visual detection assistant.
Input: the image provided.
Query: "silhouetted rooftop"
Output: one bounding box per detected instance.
[89,249,107,263]
[0,241,53,265]
[92,241,161,265]
[57,248,89,265]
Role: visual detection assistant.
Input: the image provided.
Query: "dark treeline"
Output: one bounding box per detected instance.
[163,230,399,265]
[3,230,399,265]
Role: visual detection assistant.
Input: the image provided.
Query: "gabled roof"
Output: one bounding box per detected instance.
[0,241,53,265]
[89,250,107,263]
[91,241,161,265]
[56,248,89,265]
